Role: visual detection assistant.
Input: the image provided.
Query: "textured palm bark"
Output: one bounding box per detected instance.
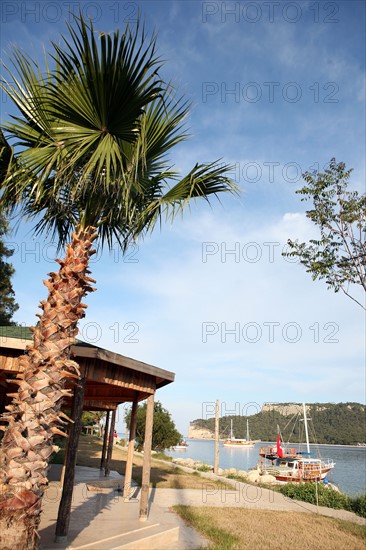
[0,227,97,549]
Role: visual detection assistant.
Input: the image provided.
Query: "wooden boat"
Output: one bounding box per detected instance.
[223,419,255,448]
[257,403,335,482]
[172,440,189,450]
[260,456,335,482]
[259,434,298,461]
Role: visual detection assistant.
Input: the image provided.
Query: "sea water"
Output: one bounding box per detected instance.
[166,440,366,496]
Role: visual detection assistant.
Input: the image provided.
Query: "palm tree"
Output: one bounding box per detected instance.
[0,15,236,548]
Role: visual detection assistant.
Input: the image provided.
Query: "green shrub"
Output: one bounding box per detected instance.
[349,494,366,518]
[49,436,66,464]
[197,464,212,472]
[279,482,351,510]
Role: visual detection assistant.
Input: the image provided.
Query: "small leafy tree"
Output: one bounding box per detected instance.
[284,159,366,309]
[0,214,19,325]
[81,411,106,435]
[126,401,182,451]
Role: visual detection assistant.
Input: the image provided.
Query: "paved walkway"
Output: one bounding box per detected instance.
[151,479,366,525]
[154,463,366,525]
[39,465,207,549]
[39,465,365,549]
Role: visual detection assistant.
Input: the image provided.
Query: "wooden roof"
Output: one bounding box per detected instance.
[0,326,175,411]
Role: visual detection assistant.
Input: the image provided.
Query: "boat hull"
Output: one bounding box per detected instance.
[224,439,255,447]
[266,468,333,482]
[259,458,335,482]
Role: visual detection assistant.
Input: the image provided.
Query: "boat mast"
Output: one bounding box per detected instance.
[246,419,250,441]
[230,419,234,440]
[303,403,310,454]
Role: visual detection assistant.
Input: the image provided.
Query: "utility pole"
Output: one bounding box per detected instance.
[214,399,220,474]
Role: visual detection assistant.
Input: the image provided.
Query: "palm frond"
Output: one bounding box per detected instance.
[1,13,238,252]
[130,161,237,238]
[0,130,13,186]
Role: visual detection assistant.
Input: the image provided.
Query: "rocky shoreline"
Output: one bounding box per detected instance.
[172,456,278,485]
[171,456,345,493]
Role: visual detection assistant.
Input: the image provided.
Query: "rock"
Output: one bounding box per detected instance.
[183,458,196,467]
[247,470,261,483]
[188,424,215,439]
[222,468,239,477]
[259,474,277,484]
[172,458,195,467]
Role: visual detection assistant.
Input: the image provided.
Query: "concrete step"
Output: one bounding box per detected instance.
[115,524,180,549]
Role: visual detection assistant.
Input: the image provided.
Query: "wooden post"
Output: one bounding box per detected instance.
[123,396,138,501]
[105,408,116,477]
[125,419,129,446]
[60,416,72,488]
[0,383,7,414]
[214,399,220,474]
[139,393,154,521]
[100,410,110,470]
[54,376,86,543]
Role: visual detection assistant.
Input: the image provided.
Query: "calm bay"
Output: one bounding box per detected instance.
[166,440,366,497]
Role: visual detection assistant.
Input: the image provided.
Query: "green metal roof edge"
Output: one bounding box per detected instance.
[0,325,33,340]
[0,325,95,348]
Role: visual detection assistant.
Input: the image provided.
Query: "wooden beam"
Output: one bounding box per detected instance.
[100,411,110,470]
[0,337,175,392]
[123,394,138,501]
[81,400,117,411]
[73,346,175,382]
[54,376,86,542]
[105,408,116,477]
[139,393,154,520]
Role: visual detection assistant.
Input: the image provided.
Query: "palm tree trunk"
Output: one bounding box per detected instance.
[0,227,97,549]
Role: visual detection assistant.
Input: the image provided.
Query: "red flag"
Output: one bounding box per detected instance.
[276,434,283,457]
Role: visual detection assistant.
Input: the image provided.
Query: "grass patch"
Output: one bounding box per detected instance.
[279,483,366,518]
[174,505,239,549]
[50,435,227,490]
[226,473,248,482]
[173,506,366,550]
[153,452,173,461]
[225,473,366,519]
[197,464,212,472]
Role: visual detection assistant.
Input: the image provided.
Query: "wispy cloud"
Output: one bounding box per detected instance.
[3,1,365,433]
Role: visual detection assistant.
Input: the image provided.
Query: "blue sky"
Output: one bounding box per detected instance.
[1,1,365,434]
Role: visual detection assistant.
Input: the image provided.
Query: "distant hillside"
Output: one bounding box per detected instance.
[190,402,366,445]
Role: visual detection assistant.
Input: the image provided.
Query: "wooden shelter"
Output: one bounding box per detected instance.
[0,326,175,542]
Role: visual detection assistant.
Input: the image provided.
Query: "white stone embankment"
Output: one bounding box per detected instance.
[188,425,215,439]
